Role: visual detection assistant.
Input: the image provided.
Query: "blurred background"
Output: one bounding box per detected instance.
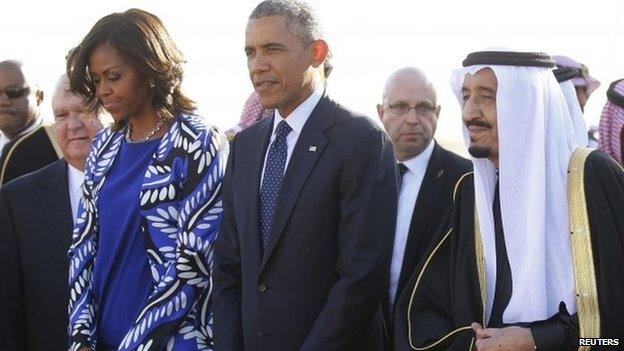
[4,0,623,153]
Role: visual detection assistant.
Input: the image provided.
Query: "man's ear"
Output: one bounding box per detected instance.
[376,104,384,122]
[309,39,329,68]
[35,89,44,106]
[435,105,441,120]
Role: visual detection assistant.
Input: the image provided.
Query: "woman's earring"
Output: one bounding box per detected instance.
[148,80,156,88]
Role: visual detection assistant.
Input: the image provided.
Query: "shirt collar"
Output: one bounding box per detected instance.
[67,163,84,193]
[272,86,324,136]
[400,139,435,176]
[0,132,8,150]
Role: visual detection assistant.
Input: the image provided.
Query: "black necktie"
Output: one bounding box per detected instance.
[488,180,513,327]
[397,163,408,186]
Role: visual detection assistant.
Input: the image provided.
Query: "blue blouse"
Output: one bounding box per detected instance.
[94,138,160,348]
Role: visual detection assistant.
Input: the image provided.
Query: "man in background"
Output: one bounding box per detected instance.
[0,60,60,185]
[554,55,601,147]
[376,67,471,347]
[0,74,103,350]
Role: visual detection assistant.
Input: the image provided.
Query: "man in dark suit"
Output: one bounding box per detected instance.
[213,1,397,350]
[375,67,471,345]
[0,74,103,350]
[0,60,60,185]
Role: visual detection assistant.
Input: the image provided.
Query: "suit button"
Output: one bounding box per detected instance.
[258,284,267,293]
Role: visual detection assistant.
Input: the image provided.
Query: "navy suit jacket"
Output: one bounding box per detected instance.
[0,159,73,351]
[214,94,398,351]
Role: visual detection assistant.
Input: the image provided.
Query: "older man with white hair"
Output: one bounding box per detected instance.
[0,74,103,351]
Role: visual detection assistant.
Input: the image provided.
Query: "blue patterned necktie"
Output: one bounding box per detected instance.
[259,120,292,252]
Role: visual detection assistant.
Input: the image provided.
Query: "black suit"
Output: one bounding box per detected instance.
[0,124,60,185]
[0,159,73,351]
[394,143,472,301]
[389,144,471,349]
[214,94,398,351]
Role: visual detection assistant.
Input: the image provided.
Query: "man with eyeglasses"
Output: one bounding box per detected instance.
[376,67,471,348]
[0,74,103,351]
[0,60,60,185]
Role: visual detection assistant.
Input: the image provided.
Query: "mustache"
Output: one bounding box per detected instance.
[465,120,492,128]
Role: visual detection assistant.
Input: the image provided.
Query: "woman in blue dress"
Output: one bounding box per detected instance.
[66,9,227,351]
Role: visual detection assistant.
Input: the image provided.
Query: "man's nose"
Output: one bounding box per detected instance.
[67,113,83,129]
[404,109,419,124]
[462,100,482,122]
[0,92,12,106]
[249,54,270,75]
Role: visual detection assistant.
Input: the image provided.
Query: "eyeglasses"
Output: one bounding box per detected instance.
[0,86,30,99]
[385,102,437,116]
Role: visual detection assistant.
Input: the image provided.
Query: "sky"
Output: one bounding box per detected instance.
[3,0,623,153]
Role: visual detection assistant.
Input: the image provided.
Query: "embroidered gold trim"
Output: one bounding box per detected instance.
[406,172,474,350]
[406,229,472,349]
[43,124,63,159]
[453,172,474,202]
[607,154,624,174]
[0,126,44,184]
[567,147,601,350]
[473,208,486,325]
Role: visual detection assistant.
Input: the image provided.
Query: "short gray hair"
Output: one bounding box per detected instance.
[249,0,323,44]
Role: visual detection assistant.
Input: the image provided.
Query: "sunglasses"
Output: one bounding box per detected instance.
[0,86,30,99]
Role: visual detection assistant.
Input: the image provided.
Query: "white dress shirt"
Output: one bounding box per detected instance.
[0,133,8,156]
[388,139,435,306]
[67,163,84,223]
[260,87,324,186]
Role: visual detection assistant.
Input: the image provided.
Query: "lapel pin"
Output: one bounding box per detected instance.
[308,146,317,152]
[437,169,444,179]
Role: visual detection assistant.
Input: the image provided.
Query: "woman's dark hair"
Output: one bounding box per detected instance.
[67,8,196,130]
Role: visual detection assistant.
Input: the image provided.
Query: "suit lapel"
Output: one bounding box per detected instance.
[397,143,447,297]
[261,96,335,270]
[41,160,73,267]
[246,117,274,266]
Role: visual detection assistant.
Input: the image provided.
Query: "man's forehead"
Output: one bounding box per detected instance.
[386,90,435,105]
[245,16,292,42]
[53,77,71,97]
[52,77,84,111]
[385,80,436,104]
[462,68,498,91]
[0,65,26,86]
[53,94,84,110]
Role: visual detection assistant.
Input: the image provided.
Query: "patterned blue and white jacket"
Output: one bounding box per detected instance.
[68,114,227,351]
